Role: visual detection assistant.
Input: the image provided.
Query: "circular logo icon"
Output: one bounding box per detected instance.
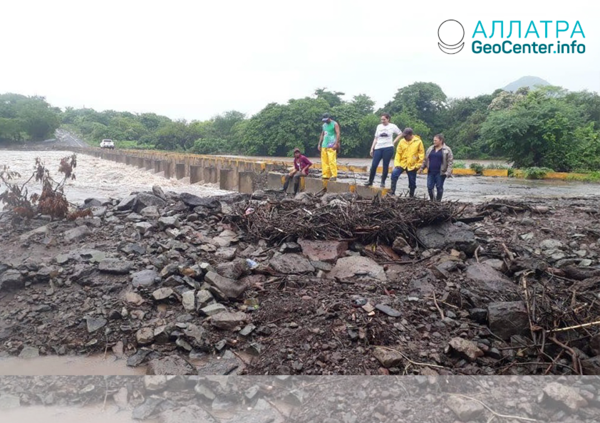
[438,19,465,54]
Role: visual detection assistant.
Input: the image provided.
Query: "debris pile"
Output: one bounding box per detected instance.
[229,194,460,245]
[0,188,599,380]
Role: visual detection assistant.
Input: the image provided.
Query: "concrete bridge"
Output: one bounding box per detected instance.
[74,148,515,198]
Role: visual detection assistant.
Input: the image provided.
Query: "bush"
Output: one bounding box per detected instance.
[566,171,600,182]
[485,163,510,169]
[524,167,553,179]
[116,140,139,150]
[0,155,83,220]
[453,161,466,169]
[470,163,484,175]
[190,138,234,155]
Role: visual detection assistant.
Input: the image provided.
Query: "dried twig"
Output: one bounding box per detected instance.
[376,346,446,370]
[549,336,582,375]
[547,320,600,333]
[432,292,445,320]
[445,393,539,422]
[501,243,515,261]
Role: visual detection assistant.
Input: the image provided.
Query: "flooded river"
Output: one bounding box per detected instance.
[0,150,229,208]
[1,150,598,205]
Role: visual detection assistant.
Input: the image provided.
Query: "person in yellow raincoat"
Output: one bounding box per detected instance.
[390,128,424,197]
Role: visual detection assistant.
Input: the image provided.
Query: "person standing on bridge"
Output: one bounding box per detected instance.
[282,148,312,195]
[390,128,424,197]
[419,134,454,201]
[318,113,340,181]
[365,113,402,188]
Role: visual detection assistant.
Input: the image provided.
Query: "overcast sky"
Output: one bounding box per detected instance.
[1,0,598,120]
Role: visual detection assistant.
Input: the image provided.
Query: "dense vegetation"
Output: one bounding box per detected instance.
[2,82,599,172]
[0,94,61,142]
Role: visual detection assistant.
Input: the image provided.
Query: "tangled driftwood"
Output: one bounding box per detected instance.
[227,194,461,246]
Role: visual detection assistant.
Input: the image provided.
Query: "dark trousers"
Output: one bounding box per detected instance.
[283,173,303,194]
[368,147,394,185]
[390,167,417,196]
[427,172,446,201]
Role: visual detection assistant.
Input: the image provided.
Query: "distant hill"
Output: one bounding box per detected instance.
[503,76,551,92]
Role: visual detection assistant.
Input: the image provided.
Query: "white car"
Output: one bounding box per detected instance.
[100,139,115,149]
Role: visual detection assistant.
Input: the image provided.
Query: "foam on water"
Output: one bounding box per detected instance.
[0,150,230,207]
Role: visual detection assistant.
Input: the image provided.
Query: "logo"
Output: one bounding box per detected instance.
[438,19,465,54]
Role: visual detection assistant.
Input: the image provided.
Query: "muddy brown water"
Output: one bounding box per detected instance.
[342,174,600,202]
[0,405,155,423]
[0,355,145,376]
[0,352,251,376]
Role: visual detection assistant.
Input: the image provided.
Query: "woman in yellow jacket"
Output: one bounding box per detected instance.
[390,128,425,197]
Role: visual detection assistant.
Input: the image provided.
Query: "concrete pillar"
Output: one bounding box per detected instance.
[219,169,237,191]
[162,161,172,178]
[354,185,382,199]
[144,159,154,171]
[238,172,255,194]
[190,165,202,184]
[137,157,145,168]
[267,172,284,190]
[202,167,218,184]
[326,181,350,194]
[202,167,212,184]
[304,177,327,193]
[154,160,162,173]
[175,163,186,180]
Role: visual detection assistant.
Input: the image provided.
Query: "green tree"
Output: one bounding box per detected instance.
[0,94,60,142]
[357,114,381,157]
[242,98,329,156]
[380,82,447,133]
[568,123,600,171]
[190,138,233,155]
[565,90,600,128]
[314,88,345,108]
[391,111,430,140]
[351,94,376,115]
[139,113,171,132]
[0,117,24,142]
[212,110,246,139]
[441,94,495,158]
[330,103,364,157]
[482,89,584,170]
[154,120,201,151]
